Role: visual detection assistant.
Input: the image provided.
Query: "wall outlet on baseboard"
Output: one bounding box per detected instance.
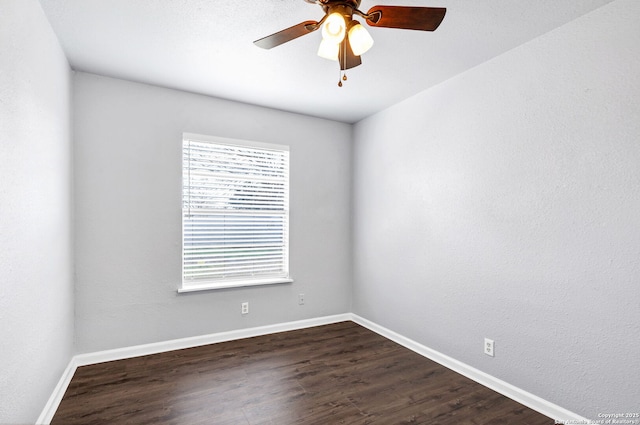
[241,302,249,315]
[298,293,305,305]
[484,338,494,357]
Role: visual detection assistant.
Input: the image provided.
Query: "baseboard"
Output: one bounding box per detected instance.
[350,314,591,424]
[73,313,351,367]
[35,357,78,425]
[38,312,590,425]
[36,313,350,424]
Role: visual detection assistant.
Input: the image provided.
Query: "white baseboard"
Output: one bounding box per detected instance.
[73,313,351,367]
[36,313,350,424]
[36,357,78,425]
[350,314,591,424]
[37,313,590,425]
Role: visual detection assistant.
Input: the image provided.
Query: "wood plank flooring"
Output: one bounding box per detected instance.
[52,321,553,424]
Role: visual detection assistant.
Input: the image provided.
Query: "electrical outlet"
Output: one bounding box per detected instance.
[241,302,249,315]
[484,338,494,357]
[298,293,305,305]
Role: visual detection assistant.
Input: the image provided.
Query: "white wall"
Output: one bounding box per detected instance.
[0,0,74,423]
[352,0,640,420]
[73,72,352,353]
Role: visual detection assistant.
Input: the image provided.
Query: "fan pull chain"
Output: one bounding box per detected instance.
[338,71,347,87]
[338,38,347,87]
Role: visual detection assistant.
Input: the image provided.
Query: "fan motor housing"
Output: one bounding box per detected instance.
[321,0,361,14]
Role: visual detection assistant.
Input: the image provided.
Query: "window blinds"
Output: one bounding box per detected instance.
[182,136,290,288]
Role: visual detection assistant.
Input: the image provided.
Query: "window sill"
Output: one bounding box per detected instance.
[178,277,294,293]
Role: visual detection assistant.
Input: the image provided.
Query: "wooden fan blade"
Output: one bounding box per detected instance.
[254,20,319,49]
[365,6,446,31]
[339,36,362,70]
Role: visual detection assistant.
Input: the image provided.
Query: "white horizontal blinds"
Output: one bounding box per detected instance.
[183,137,289,285]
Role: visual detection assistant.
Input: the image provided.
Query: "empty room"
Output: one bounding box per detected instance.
[1,0,639,424]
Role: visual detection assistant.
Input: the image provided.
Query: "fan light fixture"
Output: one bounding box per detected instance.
[347,21,374,56]
[317,38,340,60]
[318,15,373,63]
[321,11,347,43]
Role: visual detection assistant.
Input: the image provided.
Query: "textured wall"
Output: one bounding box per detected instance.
[73,72,352,353]
[0,0,74,423]
[352,0,640,419]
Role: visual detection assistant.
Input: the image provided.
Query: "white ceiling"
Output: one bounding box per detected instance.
[38,0,615,123]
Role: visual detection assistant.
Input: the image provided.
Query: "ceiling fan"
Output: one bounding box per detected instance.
[254,0,446,86]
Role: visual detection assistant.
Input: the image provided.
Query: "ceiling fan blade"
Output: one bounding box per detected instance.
[254,20,319,49]
[365,6,446,31]
[339,36,362,71]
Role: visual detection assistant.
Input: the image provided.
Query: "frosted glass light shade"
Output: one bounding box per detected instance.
[348,23,374,56]
[317,39,339,61]
[322,12,346,43]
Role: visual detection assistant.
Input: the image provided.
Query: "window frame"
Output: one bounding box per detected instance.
[179,133,293,293]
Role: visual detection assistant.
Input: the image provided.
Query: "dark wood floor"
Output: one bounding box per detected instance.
[52,321,553,424]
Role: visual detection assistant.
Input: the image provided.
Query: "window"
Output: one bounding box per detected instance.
[180,133,291,292]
